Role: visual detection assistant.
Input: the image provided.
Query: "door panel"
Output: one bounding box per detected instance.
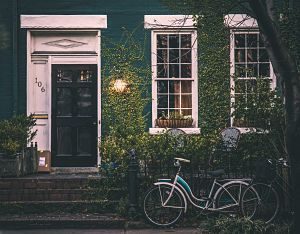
[52,64,97,167]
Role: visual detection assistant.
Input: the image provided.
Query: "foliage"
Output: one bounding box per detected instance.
[203,216,292,234]
[159,111,193,120]
[0,114,37,155]
[100,30,151,170]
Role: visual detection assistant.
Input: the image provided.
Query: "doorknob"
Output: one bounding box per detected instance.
[92,122,97,125]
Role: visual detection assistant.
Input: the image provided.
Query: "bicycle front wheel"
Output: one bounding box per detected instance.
[215,182,248,216]
[241,183,280,224]
[143,185,184,227]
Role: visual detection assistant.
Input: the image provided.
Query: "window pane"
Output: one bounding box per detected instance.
[181,81,192,93]
[246,80,257,93]
[157,35,167,48]
[169,35,179,48]
[158,109,168,118]
[181,64,191,78]
[182,109,192,117]
[158,95,168,108]
[157,49,168,63]
[235,34,245,48]
[247,49,257,62]
[247,34,258,47]
[157,64,168,78]
[57,70,72,82]
[181,34,191,48]
[169,95,180,108]
[247,64,258,77]
[77,88,92,116]
[169,81,180,93]
[181,49,191,63]
[57,88,72,116]
[259,34,265,47]
[169,64,179,78]
[57,127,72,155]
[169,49,179,63]
[235,49,245,63]
[259,49,269,62]
[235,80,246,94]
[182,95,192,108]
[236,64,246,78]
[77,127,91,156]
[259,63,270,77]
[157,80,168,93]
[77,70,93,82]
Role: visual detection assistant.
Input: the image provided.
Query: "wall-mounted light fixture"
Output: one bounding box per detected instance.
[112,79,129,93]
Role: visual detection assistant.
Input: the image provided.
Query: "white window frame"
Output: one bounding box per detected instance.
[227,14,276,133]
[145,15,200,135]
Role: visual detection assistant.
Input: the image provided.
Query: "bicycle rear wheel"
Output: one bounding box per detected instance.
[215,182,248,216]
[241,183,279,224]
[143,185,184,227]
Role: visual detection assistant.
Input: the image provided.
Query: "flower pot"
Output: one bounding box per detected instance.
[155,119,193,128]
[0,153,23,177]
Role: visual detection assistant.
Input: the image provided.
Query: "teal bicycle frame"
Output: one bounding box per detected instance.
[154,164,249,213]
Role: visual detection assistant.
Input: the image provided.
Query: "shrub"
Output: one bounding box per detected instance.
[0,114,37,155]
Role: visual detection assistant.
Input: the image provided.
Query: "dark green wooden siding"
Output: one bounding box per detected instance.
[0,0,173,121]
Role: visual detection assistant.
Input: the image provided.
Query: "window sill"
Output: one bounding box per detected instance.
[149,128,201,135]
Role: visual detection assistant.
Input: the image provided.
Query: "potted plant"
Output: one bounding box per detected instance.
[0,114,37,177]
[155,112,194,128]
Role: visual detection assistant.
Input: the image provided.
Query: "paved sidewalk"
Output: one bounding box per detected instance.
[0,228,205,234]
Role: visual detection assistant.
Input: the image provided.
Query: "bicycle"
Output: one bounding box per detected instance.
[143,157,250,227]
[241,158,292,224]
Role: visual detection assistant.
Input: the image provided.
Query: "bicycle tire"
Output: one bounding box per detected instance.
[215,181,248,216]
[143,185,184,227]
[241,182,280,224]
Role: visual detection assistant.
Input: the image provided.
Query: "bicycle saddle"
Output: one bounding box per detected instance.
[174,157,190,163]
[207,169,225,177]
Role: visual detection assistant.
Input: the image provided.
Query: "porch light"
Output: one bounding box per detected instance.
[113,79,128,93]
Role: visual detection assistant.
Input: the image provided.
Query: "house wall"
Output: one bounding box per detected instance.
[0,0,172,120]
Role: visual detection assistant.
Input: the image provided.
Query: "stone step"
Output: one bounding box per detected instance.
[0,178,92,190]
[0,213,130,229]
[0,200,121,215]
[0,188,124,201]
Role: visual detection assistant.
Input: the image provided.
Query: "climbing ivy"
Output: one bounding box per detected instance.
[100,31,151,168]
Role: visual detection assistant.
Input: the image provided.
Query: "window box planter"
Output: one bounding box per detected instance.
[155,119,194,128]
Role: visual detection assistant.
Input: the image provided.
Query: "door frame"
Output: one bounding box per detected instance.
[26,29,102,167]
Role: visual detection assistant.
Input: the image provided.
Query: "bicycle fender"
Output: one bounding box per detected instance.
[154,182,188,213]
[213,180,249,208]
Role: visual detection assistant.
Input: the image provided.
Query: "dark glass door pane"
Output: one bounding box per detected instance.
[57,88,72,116]
[77,88,92,116]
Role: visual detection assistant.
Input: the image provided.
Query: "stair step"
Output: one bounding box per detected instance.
[0,200,121,215]
[0,213,128,229]
[0,188,125,201]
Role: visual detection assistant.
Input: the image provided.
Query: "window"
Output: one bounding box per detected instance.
[230,30,276,128]
[151,31,198,131]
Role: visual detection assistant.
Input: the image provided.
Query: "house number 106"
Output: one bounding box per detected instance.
[35,78,45,92]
